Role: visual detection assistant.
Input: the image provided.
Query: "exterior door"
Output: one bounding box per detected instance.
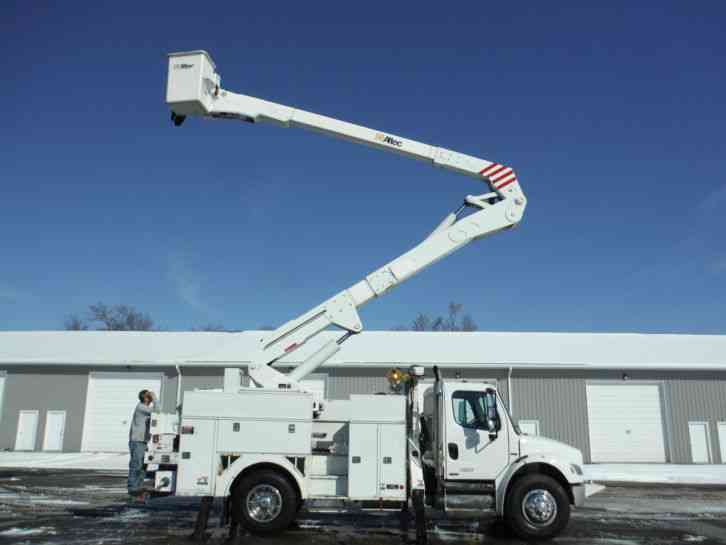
[43,411,66,451]
[688,422,712,463]
[15,410,39,451]
[718,423,726,464]
[444,386,509,480]
[586,383,667,463]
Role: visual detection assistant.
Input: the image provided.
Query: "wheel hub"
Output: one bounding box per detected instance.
[246,484,283,523]
[521,489,557,526]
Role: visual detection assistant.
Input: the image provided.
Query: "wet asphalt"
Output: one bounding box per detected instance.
[1,468,726,544]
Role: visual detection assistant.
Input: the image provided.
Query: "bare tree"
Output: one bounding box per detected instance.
[460,314,477,332]
[64,315,89,331]
[192,323,227,332]
[88,303,154,331]
[395,302,478,332]
[411,313,431,331]
[444,302,463,331]
[64,303,155,331]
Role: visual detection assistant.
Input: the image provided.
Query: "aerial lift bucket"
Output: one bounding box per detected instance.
[166,50,219,121]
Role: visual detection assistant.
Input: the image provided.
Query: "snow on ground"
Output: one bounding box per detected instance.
[0,489,89,506]
[0,526,57,537]
[584,464,726,485]
[585,483,606,497]
[0,452,127,472]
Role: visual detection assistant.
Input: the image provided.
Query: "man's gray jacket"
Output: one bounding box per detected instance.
[129,402,152,443]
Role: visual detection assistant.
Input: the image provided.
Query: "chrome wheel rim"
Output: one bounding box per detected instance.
[521,489,557,526]
[246,484,283,523]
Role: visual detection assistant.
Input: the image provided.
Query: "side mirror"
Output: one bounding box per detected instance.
[487,418,498,440]
[485,388,501,439]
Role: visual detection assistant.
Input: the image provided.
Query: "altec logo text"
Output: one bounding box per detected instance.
[375,133,403,147]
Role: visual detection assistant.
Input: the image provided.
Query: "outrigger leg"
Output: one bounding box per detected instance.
[413,490,427,545]
[189,496,212,542]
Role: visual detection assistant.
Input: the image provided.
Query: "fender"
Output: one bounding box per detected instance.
[215,454,307,499]
[495,455,583,516]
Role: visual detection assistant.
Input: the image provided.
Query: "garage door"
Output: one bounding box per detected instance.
[82,373,162,452]
[586,383,666,463]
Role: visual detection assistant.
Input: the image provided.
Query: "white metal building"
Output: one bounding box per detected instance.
[0,330,725,464]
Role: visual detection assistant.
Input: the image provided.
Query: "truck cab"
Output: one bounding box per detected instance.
[419,377,586,539]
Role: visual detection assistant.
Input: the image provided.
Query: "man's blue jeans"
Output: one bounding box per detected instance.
[128,440,146,495]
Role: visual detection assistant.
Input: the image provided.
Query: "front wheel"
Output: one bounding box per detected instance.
[231,470,299,535]
[504,474,570,540]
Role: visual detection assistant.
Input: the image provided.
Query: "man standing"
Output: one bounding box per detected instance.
[128,389,156,502]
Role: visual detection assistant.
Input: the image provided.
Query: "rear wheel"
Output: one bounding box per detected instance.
[231,470,299,535]
[504,474,570,540]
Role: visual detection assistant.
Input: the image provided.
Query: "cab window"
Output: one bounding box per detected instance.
[451,390,489,430]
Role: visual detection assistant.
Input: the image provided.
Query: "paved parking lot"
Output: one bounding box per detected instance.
[2,469,726,544]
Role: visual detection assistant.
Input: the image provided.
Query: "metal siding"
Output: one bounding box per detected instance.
[512,371,591,462]
[163,367,224,412]
[324,366,505,401]
[327,368,390,400]
[0,362,723,462]
[0,367,89,452]
[529,369,726,464]
[662,372,726,464]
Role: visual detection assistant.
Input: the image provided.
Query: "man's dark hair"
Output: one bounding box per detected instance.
[138,389,148,402]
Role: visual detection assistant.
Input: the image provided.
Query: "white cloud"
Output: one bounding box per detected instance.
[166,252,214,315]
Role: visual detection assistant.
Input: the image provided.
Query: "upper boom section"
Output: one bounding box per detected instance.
[166,50,527,392]
[166,50,521,192]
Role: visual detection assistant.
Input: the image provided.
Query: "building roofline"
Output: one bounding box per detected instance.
[0,330,725,370]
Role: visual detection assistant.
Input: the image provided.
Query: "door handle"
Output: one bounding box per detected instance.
[448,442,459,460]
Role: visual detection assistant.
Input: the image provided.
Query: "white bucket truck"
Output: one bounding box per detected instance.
[149,50,586,542]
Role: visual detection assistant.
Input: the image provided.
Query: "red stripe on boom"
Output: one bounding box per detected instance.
[496,178,517,190]
[482,164,507,178]
[480,163,503,175]
[491,169,513,182]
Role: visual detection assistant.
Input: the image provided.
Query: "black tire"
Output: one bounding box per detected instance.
[504,474,570,541]
[231,470,299,535]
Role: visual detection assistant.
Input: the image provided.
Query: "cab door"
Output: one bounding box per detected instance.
[443,385,510,481]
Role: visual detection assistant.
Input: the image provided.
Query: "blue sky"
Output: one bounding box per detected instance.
[2,2,724,333]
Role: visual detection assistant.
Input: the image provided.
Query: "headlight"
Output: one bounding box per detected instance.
[570,463,583,475]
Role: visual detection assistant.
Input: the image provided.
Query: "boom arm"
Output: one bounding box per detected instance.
[166,50,527,391]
